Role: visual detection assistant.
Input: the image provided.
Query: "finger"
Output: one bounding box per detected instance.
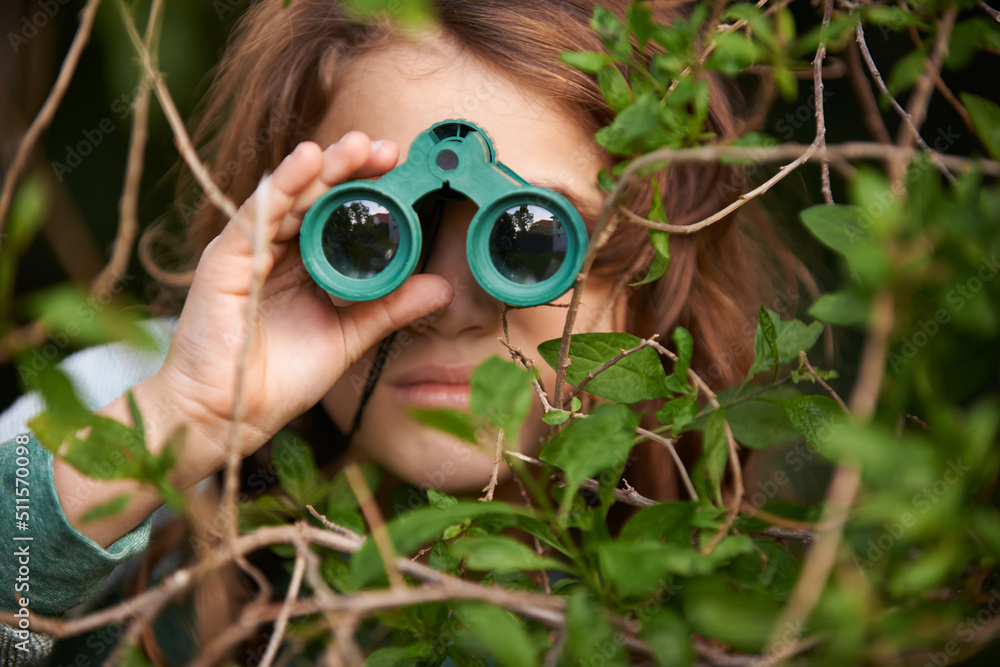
[337,274,454,367]
[279,133,400,231]
[213,141,324,259]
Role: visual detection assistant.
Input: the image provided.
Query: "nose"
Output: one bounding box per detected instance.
[417,198,499,338]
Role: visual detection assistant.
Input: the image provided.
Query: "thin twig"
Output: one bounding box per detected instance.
[511,473,552,593]
[92,0,162,297]
[257,549,307,667]
[504,449,657,508]
[844,38,893,146]
[499,305,556,413]
[481,429,504,502]
[564,336,658,406]
[345,463,404,589]
[114,0,238,220]
[219,173,270,548]
[666,0,775,95]
[765,290,894,652]
[896,6,958,153]
[636,427,699,502]
[645,339,743,550]
[798,351,849,414]
[815,0,835,204]
[855,21,957,184]
[306,505,365,543]
[979,0,1000,22]
[0,0,102,248]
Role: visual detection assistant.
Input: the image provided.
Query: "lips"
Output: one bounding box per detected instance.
[391,365,476,409]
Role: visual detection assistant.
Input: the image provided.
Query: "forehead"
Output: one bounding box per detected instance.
[313,38,605,218]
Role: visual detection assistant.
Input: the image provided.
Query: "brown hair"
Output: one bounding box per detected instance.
[143,2,804,658]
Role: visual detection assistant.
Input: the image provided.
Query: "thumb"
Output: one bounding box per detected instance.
[336,274,454,366]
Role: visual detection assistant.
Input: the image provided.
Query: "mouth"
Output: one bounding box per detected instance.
[391,365,475,410]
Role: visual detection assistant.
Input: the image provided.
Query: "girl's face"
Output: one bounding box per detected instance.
[315,36,619,492]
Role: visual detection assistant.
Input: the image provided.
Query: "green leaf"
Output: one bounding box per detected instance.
[25,285,157,351]
[349,501,538,588]
[626,1,655,49]
[799,203,866,255]
[598,64,632,112]
[596,92,663,155]
[599,541,711,597]
[539,403,638,519]
[342,0,435,27]
[887,47,926,96]
[560,50,615,73]
[746,310,824,380]
[727,396,803,450]
[126,390,145,448]
[630,180,671,286]
[591,4,631,60]
[538,332,668,402]
[759,304,780,384]
[426,488,457,510]
[694,410,729,505]
[451,535,567,573]
[411,408,478,443]
[655,396,698,432]
[470,356,534,438]
[961,93,1000,161]
[456,603,538,667]
[781,395,845,453]
[641,608,695,667]
[562,593,626,666]
[542,409,571,425]
[364,644,436,667]
[682,578,782,653]
[665,326,694,394]
[808,290,870,326]
[800,204,889,285]
[706,32,759,74]
[272,430,318,505]
[619,501,696,543]
[80,494,131,524]
[6,175,48,253]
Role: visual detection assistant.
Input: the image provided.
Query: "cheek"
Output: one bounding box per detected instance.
[323,352,376,433]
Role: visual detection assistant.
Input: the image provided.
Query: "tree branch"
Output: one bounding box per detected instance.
[0,0,102,249]
[855,21,957,184]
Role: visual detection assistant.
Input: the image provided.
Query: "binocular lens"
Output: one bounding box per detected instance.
[488,204,567,285]
[321,199,400,279]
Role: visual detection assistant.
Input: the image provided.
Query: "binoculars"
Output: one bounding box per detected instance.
[300,120,588,307]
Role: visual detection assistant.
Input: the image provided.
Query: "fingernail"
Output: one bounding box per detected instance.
[370,139,386,153]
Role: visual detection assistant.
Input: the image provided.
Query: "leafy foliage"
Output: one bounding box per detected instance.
[5,0,1000,665]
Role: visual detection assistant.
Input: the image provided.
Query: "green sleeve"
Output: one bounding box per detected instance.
[0,434,152,617]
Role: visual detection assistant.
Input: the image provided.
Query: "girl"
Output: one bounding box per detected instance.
[1,0,801,662]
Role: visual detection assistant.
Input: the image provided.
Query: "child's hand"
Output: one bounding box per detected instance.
[157,133,454,463]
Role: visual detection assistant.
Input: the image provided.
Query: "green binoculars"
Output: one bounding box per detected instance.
[300,120,588,307]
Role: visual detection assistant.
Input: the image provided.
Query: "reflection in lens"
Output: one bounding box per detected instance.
[322,199,400,279]
[488,204,567,285]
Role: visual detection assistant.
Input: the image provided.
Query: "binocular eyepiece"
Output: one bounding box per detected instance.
[300,120,588,307]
